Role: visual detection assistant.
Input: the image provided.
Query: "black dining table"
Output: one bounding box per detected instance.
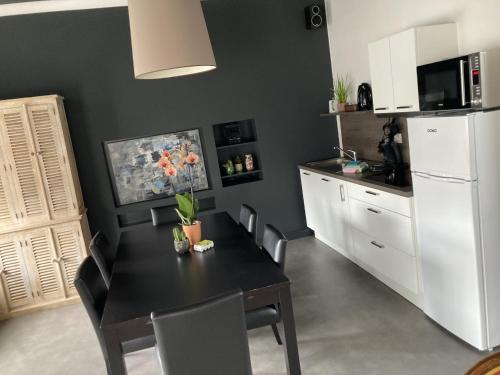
[100,212,301,375]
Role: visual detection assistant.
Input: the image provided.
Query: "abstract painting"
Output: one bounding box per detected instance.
[105,129,209,206]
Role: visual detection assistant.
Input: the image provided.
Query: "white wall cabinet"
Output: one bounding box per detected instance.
[299,168,422,306]
[368,38,395,114]
[299,170,350,257]
[368,23,458,114]
[0,95,90,320]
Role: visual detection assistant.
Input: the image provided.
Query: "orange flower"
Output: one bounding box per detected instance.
[162,150,171,158]
[186,152,199,165]
[158,159,168,168]
[165,166,177,177]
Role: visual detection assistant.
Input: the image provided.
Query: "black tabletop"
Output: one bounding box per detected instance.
[101,212,289,328]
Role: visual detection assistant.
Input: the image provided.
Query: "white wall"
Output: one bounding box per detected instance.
[325,0,500,99]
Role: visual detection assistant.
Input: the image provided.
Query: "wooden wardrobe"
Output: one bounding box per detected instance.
[0,95,90,319]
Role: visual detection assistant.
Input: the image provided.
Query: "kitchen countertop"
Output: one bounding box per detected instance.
[299,160,413,198]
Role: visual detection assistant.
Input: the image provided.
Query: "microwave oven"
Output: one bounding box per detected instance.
[417,51,500,111]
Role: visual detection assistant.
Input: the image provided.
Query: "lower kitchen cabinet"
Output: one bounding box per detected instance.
[300,169,351,257]
[299,168,422,307]
[0,219,89,318]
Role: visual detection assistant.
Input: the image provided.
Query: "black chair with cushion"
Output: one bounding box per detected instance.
[89,232,115,289]
[239,204,257,240]
[246,224,288,345]
[74,256,155,371]
[151,289,253,375]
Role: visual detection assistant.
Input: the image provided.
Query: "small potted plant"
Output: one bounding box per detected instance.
[234,155,243,173]
[175,192,201,246]
[333,74,352,112]
[172,226,190,254]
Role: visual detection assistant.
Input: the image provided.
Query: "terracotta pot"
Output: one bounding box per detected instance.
[337,102,346,112]
[182,221,202,246]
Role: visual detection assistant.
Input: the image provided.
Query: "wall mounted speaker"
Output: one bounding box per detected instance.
[304,4,325,30]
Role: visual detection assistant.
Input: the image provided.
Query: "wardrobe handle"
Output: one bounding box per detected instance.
[371,241,384,249]
[396,105,413,109]
[339,185,345,202]
[375,107,389,111]
[367,208,381,214]
[365,190,379,196]
[321,178,330,182]
[302,172,311,176]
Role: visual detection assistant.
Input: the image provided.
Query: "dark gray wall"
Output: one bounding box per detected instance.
[0,0,337,243]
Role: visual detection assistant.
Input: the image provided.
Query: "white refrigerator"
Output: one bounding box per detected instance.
[408,110,500,350]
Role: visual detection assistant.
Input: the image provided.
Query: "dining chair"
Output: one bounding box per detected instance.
[151,289,253,375]
[74,256,155,370]
[151,206,176,226]
[246,224,288,345]
[239,204,257,240]
[89,232,115,289]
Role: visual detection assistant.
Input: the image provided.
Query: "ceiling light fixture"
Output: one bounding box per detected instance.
[127,0,216,80]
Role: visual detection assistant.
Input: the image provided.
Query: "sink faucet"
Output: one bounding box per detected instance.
[334,146,357,162]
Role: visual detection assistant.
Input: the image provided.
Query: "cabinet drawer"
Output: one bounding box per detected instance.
[348,183,411,217]
[350,199,415,256]
[352,229,418,294]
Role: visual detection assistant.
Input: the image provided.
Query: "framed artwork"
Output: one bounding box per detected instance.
[104,129,209,206]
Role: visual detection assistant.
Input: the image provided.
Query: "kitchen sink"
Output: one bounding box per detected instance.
[305,158,349,173]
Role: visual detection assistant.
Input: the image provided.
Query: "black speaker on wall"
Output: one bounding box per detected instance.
[304,4,325,30]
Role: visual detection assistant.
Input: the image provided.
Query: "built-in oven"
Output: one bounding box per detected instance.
[417,51,500,111]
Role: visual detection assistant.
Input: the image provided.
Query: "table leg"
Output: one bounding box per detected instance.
[102,327,127,375]
[279,285,301,375]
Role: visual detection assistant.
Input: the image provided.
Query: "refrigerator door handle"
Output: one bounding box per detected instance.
[413,172,467,184]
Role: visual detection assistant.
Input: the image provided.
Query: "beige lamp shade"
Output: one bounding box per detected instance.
[128,0,216,79]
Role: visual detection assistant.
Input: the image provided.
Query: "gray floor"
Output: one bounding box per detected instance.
[0,236,493,374]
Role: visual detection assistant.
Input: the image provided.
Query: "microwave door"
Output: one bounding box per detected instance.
[418,56,471,111]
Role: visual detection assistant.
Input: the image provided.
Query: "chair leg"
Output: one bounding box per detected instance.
[271,324,283,345]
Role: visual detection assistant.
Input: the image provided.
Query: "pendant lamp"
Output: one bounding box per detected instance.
[128,0,216,79]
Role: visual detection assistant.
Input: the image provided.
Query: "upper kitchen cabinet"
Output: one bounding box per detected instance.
[369,24,458,114]
[368,38,395,114]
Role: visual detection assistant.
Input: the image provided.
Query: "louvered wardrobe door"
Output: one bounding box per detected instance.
[0,151,19,228]
[0,235,34,311]
[0,107,48,224]
[26,104,78,219]
[52,222,85,296]
[24,229,64,302]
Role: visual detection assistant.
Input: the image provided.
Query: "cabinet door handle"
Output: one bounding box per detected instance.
[375,107,389,111]
[339,185,345,202]
[365,190,379,196]
[371,241,385,249]
[367,208,381,214]
[396,105,413,109]
[302,172,311,176]
[321,178,330,182]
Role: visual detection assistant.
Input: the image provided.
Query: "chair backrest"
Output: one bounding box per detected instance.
[262,224,288,271]
[151,289,253,375]
[239,204,257,239]
[74,256,108,358]
[89,232,114,289]
[151,206,177,226]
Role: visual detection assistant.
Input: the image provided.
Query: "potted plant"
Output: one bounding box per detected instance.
[234,155,243,173]
[175,192,201,246]
[158,147,203,246]
[333,74,352,112]
[172,226,190,254]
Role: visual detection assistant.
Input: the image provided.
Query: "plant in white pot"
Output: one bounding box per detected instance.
[333,74,352,112]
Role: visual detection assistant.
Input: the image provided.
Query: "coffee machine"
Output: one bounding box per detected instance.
[376,118,406,187]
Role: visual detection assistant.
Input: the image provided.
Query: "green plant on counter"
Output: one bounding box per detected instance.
[172,226,187,242]
[332,74,352,104]
[175,192,200,226]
